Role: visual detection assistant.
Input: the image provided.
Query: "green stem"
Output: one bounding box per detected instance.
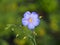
[28,31,37,45]
[33,32,37,45]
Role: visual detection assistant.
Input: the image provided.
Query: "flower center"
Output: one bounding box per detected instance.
[29,18,32,23]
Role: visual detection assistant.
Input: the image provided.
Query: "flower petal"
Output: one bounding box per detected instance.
[22,18,28,26]
[31,12,38,18]
[32,18,40,26]
[28,23,35,30]
[24,11,31,19]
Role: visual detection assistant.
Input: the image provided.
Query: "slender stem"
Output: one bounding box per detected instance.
[28,31,37,45]
[32,32,37,45]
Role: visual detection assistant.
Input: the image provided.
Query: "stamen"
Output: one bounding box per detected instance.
[29,18,32,23]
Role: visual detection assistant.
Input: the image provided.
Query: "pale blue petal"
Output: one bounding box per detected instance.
[31,12,38,19]
[32,18,40,26]
[24,11,31,19]
[28,23,35,30]
[22,18,28,26]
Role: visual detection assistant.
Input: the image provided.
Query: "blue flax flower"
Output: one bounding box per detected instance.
[22,11,40,30]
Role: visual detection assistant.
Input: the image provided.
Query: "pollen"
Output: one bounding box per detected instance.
[29,18,32,23]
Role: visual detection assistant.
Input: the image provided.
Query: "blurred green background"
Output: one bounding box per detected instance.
[0,0,60,45]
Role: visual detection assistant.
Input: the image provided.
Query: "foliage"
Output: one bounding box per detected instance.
[0,0,60,45]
